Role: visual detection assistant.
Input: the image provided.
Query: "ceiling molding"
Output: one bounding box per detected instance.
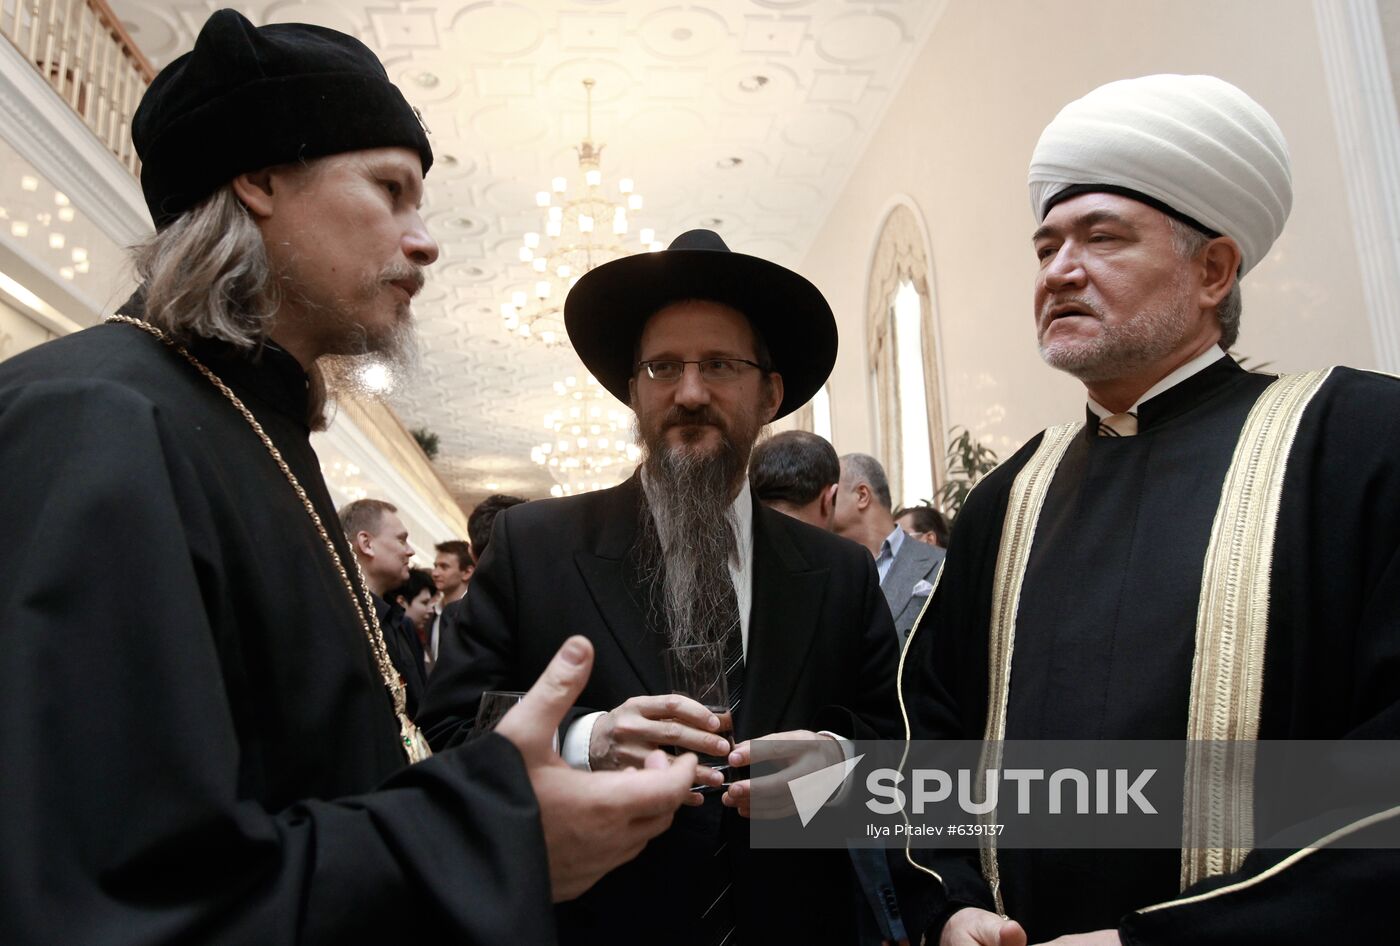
[108,0,950,500]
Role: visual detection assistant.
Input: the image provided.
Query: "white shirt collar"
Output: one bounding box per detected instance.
[728,478,755,655]
[876,524,905,585]
[1088,346,1227,419]
[729,478,754,568]
[880,524,905,561]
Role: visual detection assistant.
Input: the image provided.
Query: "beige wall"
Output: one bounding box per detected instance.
[800,0,1375,463]
[0,298,55,359]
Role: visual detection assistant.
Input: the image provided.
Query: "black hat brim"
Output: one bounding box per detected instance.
[564,249,838,419]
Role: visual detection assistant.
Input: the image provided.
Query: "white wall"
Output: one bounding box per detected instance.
[800,0,1376,461]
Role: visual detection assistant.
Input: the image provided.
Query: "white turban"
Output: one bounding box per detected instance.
[1028,74,1291,275]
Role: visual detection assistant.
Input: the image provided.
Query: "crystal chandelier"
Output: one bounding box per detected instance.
[530,373,641,497]
[500,79,662,347]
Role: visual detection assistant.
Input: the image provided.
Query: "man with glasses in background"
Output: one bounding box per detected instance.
[422,229,916,945]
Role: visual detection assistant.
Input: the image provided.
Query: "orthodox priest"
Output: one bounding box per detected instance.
[0,11,694,944]
[901,74,1400,945]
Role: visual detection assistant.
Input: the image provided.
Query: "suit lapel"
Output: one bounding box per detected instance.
[741,503,828,740]
[881,540,937,617]
[573,474,667,694]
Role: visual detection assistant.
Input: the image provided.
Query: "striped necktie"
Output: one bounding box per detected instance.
[697,581,744,946]
[1098,411,1138,437]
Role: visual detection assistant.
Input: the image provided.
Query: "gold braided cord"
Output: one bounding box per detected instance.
[106,316,431,763]
[1140,803,1400,914]
[897,557,947,887]
[976,422,1082,915]
[1180,368,1331,888]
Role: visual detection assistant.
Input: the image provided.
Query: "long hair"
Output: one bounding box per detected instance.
[128,185,330,428]
[131,185,278,348]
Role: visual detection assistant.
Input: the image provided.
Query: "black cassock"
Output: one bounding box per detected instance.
[902,357,1400,944]
[0,323,553,944]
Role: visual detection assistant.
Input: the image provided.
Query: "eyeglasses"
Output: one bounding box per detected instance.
[636,358,765,383]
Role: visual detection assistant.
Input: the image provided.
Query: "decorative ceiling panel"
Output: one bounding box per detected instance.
[109,0,948,511]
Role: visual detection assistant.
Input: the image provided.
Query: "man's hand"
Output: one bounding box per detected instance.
[589,693,731,791]
[1032,932,1120,945]
[495,636,698,902]
[941,908,1027,946]
[720,729,843,819]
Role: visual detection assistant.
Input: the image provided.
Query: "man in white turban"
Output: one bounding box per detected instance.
[901,74,1400,945]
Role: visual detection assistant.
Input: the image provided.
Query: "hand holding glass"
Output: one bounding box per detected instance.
[662,643,734,774]
[476,690,560,753]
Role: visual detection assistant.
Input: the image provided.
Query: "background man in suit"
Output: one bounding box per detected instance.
[432,494,528,666]
[748,429,840,528]
[421,229,907,946]
[425,539,473,675]
[834,453,946,644]
[432,539,474,604]
[341,498,429,718]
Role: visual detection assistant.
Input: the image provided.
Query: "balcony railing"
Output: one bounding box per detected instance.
[2,0,153,176]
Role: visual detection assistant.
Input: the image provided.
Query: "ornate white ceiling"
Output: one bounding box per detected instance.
[108,0,947,510]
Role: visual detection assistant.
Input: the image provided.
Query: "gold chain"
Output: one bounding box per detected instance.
[106,315,431,763]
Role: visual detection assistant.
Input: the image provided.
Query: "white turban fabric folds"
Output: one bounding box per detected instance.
[1028,74,1292,275]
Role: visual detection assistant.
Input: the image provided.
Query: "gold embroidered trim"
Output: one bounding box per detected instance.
[976,423,1082,914]
[1180,369,1331,888]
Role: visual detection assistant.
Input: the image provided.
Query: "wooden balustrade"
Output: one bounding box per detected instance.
[2,0,153,176]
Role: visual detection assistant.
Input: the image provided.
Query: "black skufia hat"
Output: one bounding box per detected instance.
[563,229,838,419]
[132,8,432,228]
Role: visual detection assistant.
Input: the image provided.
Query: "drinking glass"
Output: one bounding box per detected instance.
[662,642,734,771]
[474,690,560,752]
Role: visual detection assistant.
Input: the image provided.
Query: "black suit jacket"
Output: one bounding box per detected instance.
[420,473,904,945]
[371,592,428,719]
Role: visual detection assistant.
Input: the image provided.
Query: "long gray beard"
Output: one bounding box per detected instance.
[634,446,742,651]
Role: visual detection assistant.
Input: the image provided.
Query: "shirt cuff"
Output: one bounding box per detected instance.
[818,730,856,804]
[818,730,853,761]
[561,711,606,771]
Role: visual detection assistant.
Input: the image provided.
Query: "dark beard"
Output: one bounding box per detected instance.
[633,429,746,652]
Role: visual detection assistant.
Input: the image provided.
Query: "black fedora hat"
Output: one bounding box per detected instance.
[563,229,838,419]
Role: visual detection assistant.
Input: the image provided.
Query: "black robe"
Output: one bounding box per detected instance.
[0,323,554,944]
[902,357,1400,943]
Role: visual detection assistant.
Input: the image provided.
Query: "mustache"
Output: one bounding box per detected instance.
[1040,295,1105,325]
[382,262,426,296]
[661,406,728,432]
